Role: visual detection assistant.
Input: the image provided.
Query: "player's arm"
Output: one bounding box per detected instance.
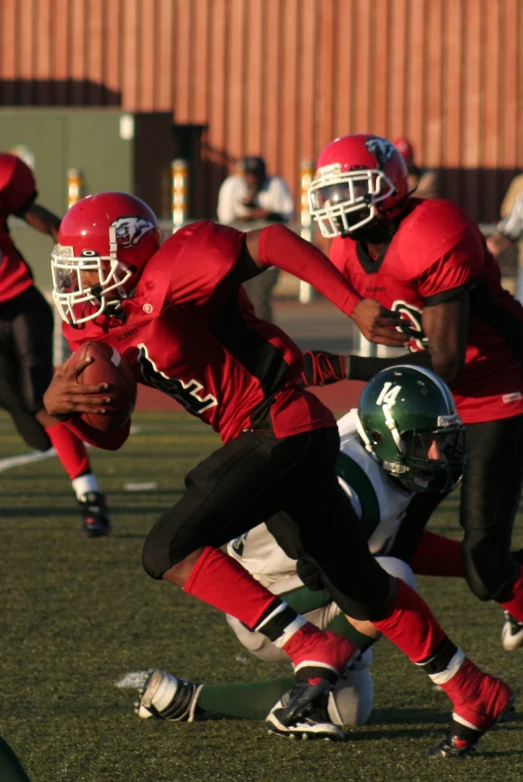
[43,357,129,450]
[22,203,61,242]
[234,224,411,348]
[299,349,433,386]
[299,295,467,386]
[63,416,131,451]
[420,295,468,384]
[414,222,481,384]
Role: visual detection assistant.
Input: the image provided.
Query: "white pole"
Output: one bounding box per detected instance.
[298,160,315,304]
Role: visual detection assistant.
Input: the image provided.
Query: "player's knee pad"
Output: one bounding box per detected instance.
[10,409,51,452]
[328,650,374,726]
[141,531,170,580]
[461,545,518,602]
[141,507,194,579]
[375,556,417,591]
[462,566,512,602]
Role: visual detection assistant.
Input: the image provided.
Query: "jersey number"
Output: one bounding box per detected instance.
[137,343,218,415]
[376,382,402,407]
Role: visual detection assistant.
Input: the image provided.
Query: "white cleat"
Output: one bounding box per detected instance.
[134,670,202,721]
[501,611,523,651]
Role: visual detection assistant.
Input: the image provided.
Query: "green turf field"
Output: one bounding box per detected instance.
[1,410,522,782]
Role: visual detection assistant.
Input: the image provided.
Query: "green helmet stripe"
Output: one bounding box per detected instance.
[336,452,381,539]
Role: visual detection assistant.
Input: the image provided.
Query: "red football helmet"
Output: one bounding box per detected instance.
[392,136,415,166]
[0,152,34,193]
[52,192,161,324]
[308,134,409,238]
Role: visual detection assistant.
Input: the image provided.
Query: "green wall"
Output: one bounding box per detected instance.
[0,109,171,292]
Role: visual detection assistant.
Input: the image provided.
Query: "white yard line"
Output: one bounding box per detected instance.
[0,447,59,473]
[0,425,141,474]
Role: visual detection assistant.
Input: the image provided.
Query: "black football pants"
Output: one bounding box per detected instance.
[460,414,523,601]
[0,286,55,451]
[142,425,396,621]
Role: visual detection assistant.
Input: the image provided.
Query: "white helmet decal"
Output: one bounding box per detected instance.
[112,216,156,249]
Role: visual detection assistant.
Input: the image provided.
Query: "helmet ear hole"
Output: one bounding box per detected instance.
[370,431,382,445]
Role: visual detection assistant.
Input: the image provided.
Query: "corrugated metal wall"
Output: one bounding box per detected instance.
[1,0,521,221]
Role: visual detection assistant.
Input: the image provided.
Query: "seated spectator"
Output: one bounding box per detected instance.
[392,136,440,199]
[217,156,294,321]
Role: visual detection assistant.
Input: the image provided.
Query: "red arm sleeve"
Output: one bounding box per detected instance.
[64,418,131,451]
[257,224,362,316]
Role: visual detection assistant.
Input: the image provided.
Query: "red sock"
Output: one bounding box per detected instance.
[439,657,513,734]
[184,546,279,628]
[282,625,357,682]
[500,564,523,622]
[409,531,464,578]
[46,422,91,480]
[184,547,357,682]
[372,578,446,663]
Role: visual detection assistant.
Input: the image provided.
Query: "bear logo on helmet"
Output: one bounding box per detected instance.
[112,216,156,249]
[365,137,396,169]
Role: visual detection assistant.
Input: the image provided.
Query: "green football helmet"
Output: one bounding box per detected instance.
[355,365,465,493]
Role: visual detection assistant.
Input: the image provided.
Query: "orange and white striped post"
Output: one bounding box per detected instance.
[171,159,190,229]
[67,169,84,210]
[298,160,315,303]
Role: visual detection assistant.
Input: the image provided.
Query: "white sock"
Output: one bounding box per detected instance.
[72,473,100,501]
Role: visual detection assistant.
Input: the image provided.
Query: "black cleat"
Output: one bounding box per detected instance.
[266,680,345,741]
[425,691,515,759]
[78,491,111,537]
[424,735,477,759]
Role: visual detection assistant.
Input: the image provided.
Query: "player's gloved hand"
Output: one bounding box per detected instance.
[297,557,325,591]
[43,357,117,420]
[350,299,417,347]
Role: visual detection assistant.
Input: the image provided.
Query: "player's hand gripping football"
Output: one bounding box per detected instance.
[350,299,414,347]
[43,357,117,420]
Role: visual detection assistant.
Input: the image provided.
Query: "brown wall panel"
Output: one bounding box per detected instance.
[371,0,391,137]
[519,0,523,169]
[244,0,264,155]
[388,0,408,140]
[296,0,317,164]
[192,0,211,125]
[0,0,521,222]
[501,0,518,167]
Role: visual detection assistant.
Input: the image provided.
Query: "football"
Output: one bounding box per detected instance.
[70,341,137,432]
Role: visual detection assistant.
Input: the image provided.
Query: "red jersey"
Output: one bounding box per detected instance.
[0,153,38,305]
[64,221,336,443]
[331,198,523,423]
